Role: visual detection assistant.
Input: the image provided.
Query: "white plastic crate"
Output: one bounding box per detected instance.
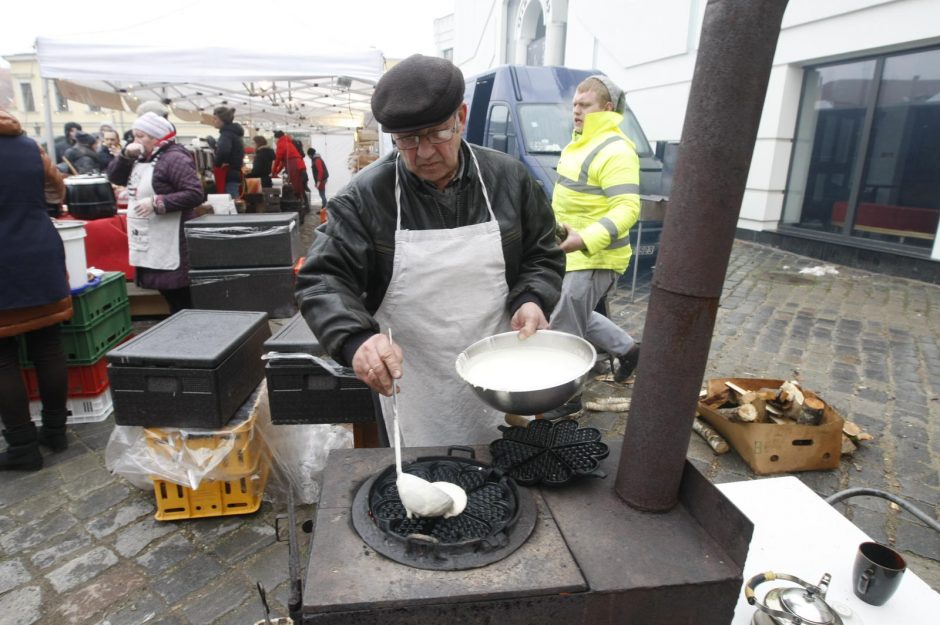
[30,388,113,424]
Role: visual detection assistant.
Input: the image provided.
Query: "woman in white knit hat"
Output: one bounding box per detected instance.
[105,112,204,313]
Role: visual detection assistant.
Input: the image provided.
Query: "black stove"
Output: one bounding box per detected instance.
[301,445,753,625]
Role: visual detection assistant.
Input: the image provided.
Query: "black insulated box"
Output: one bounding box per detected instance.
[264,314,374,425]
[189,266,298,318]
[107,310,271,428]
[184,212,302,269]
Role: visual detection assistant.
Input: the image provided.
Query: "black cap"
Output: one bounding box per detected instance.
[371,54,464,133]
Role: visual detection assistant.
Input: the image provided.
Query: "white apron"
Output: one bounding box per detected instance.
[126,159,182,270]
[376,145,511,447]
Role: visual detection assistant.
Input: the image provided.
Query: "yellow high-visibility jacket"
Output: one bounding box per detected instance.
[552,111,640,274]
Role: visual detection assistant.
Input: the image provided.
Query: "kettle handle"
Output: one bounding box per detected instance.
[745,571,828,625]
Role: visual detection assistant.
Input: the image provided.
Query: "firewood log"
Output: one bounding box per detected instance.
[735,403,759,422]
[798,395,826,425]
[692,416,730,454]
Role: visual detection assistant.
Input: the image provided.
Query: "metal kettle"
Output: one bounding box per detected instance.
[745,571,844,625]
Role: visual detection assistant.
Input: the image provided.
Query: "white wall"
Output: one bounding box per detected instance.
[445,0,940,237]
[306,133,356,202]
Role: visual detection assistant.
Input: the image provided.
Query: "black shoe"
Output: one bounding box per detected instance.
[39,409,69,452]
[542,396,583,421]
[38,426,68,452]
[614,344,641,383]
[1,427,43,471]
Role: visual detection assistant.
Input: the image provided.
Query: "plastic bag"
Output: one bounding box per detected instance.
[104,380,353,505]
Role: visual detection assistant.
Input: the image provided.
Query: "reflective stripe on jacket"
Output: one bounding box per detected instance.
[552,111,640,274]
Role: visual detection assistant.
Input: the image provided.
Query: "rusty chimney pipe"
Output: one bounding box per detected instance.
[616,0,790,511]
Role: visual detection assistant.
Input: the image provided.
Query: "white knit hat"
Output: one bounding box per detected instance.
[132,112,176,141]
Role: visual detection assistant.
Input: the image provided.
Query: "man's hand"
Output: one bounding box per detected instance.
[558,223,585,254]
[511,302,549,339]
[352,333,403,396]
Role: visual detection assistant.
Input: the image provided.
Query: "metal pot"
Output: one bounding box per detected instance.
[745,571,843,625]
[65,174,116,220]
[455,330,596,416]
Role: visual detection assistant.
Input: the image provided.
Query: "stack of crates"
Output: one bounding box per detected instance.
[19,272,131,423]
[144,404,269,521]
[184,213,302,319]
[106,310,272,521]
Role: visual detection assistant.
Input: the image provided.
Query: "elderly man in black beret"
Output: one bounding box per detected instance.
[296,54,564,448]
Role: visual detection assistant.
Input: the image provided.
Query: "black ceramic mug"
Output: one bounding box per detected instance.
[853,541,907,606]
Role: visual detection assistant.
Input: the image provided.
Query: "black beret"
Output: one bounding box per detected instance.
[371,54,464,133]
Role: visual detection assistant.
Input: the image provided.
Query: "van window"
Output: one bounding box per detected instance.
[516,103,653,157]
[486,104,518,157]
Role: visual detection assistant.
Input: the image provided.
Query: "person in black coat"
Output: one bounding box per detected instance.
[64,132,109,174]
[211,106,245,198]
[0,111,73,471]
[54,121,82,164]
[248,135,275,188]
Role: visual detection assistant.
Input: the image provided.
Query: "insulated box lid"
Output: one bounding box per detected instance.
[107,310,269,368]
[263,313,323,355]
[184,212,302,268]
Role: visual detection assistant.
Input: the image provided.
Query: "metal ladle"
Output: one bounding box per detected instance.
[389,328,467,519]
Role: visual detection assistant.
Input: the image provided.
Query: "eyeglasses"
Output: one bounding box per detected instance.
[393,117,459,150]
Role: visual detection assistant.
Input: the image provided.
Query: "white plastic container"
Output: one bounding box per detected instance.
[53,219,88,290]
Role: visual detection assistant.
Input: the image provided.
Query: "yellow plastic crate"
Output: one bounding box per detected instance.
[151,460,269,521]
[143,410,264,479]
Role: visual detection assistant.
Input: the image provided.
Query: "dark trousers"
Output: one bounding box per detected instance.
[0,325,68,432]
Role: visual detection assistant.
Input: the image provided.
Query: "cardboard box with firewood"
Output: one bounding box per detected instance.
[696,377,851,475]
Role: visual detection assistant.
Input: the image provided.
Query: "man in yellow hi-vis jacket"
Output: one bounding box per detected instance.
[546,75,642,418]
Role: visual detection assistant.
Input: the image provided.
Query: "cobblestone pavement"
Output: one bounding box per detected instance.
[1,235,938,624]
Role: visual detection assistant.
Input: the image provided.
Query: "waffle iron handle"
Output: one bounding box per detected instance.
[447,446,476,459]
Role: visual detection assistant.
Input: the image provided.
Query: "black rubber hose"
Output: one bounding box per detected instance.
[826,487,940,534]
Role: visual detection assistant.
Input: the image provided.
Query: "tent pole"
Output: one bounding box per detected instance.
[41,79,56,158]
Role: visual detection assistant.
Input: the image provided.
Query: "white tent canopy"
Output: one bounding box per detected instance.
[35,35,386,133]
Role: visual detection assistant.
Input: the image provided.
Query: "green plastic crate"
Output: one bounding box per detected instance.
[18,301,132,365]
[65,272,128,328]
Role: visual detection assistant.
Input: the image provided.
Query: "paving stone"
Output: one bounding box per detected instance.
[152,555,225,604]
[100,590,169,625]
[136,534,198,574]
[144,614,187,625]
[70,481,132,517]
[2,489,68,528]
[54,564,147,625]
[177,570,257,625]
[30,530,93,570]
[211,523,277,565]
[46,545,119,593]
[0,467,61,509]
[242,541,291,593]
[0,509,78,556]
[115,517,178,558]
[86,498,153,539]
[0,585,42,625]
[0,558,31,594]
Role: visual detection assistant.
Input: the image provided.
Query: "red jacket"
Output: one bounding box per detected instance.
[272,135,303,175]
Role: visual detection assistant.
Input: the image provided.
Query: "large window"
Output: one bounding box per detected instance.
[782,47,940,251]
[20,82,35,112]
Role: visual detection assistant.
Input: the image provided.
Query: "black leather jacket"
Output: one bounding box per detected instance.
[296,143,564,365]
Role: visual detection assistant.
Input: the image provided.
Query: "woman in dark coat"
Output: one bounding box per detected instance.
[0,110,72,471]
[211,106,245,198]
[107,112,204,313]
[248,135,275,188]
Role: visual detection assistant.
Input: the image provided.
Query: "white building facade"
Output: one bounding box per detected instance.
[438,0,940,279]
